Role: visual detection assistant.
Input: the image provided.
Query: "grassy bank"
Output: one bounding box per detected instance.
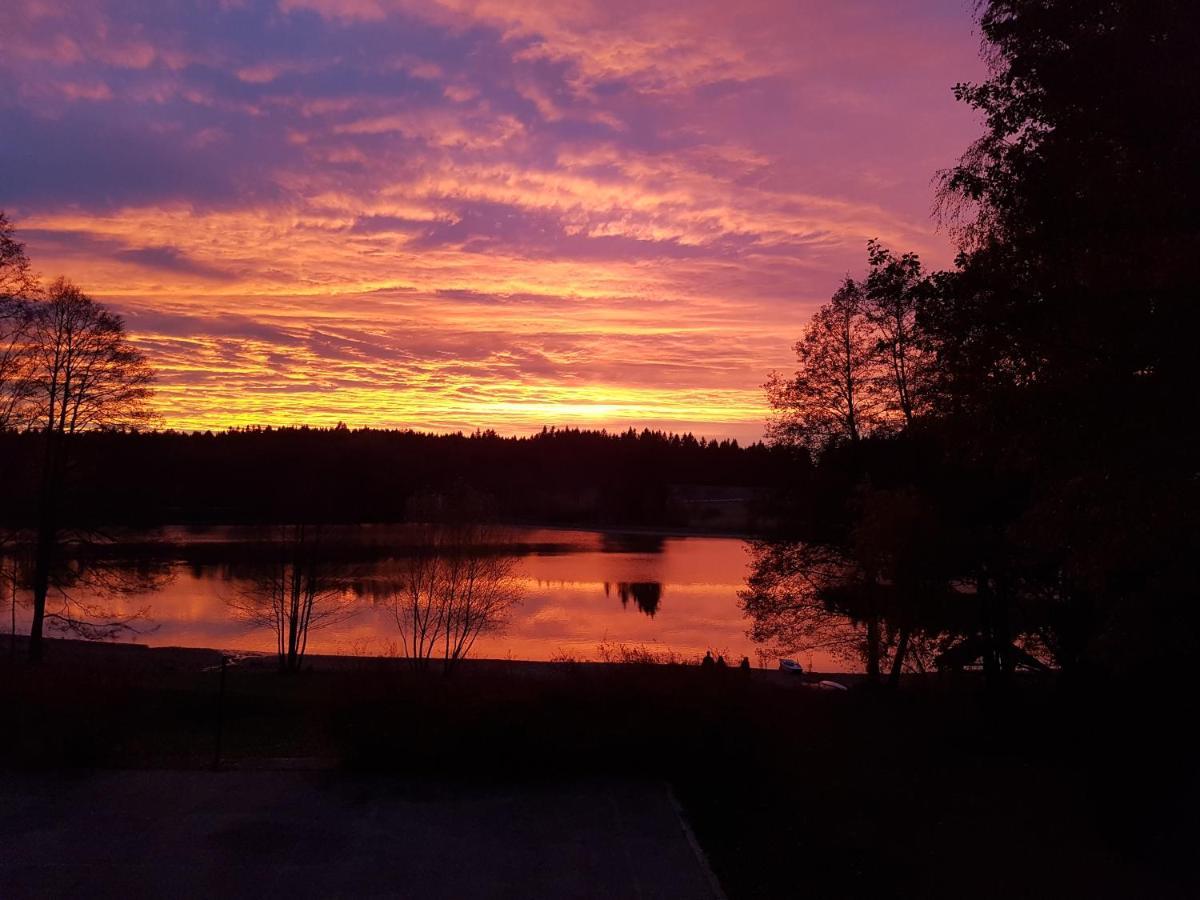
[3,639,1196,898]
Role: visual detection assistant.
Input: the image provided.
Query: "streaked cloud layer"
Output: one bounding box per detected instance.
[0,0,983,441]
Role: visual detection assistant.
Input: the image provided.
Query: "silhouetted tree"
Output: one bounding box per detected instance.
[862,241,933,426]
[932,0,1200,422]
[1,213,36,431]
[229,523,355,671]
[390,487,521,672]
[0,241,35,580]
[752,1,1200,687]
[0,298,33,433]
[0,212,36,301]
[758,245,942,683]
[767,278,889,452]
[925,0,1200,680]
[25,279,155,660]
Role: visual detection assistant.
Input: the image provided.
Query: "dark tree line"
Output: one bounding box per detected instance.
[0,424,793,530]
[743,0,1200,687]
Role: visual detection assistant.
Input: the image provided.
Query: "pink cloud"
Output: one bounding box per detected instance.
[2,0,986,441]
[57,80,115,101]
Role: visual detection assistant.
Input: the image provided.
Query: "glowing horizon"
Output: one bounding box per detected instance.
[1,0,983,443]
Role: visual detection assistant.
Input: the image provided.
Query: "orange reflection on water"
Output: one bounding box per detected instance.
[13,528,850,671]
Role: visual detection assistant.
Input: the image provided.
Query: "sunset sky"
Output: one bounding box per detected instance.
[1,1,984,442]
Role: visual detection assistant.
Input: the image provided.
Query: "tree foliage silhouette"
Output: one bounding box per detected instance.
[767,276,888,452]
[750,0,1200,686]
[24,279,155,660]
[0,212,36,301]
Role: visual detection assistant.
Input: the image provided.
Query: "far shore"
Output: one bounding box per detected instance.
[498,519,760,541]
[0,518,763,551]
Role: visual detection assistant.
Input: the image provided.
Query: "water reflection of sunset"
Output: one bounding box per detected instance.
[8,529,848,670]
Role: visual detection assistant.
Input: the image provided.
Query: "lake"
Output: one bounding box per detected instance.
[8,525,843,668]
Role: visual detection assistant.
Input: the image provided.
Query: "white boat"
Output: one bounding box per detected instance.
[778,658,804,674]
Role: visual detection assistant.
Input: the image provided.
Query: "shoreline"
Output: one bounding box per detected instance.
[0,519,764,546]
[499,520,759,541]
[4,635,858,686]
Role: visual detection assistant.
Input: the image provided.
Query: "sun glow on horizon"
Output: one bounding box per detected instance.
[1,0,984,443]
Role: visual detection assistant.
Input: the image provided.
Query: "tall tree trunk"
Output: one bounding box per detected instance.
[29,437,61,663]
[29,527,51,662]
[284,556,301,672]
[285,596,299,672]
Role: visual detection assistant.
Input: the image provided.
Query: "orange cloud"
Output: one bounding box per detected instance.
[3,0,985,442]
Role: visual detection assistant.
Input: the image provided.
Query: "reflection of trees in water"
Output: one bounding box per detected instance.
[741,467,1067,683]
[740,542,869,670]
[2,537,173,643]
[376,488,523,672]
[740,539,965,681]
[226,523,358,671]
[604,581,663,617]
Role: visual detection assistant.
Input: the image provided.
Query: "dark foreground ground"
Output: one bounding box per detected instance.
[3,639,1198,899]
[0,771,718,899]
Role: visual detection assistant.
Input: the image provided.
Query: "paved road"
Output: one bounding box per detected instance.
[0,772,721,899]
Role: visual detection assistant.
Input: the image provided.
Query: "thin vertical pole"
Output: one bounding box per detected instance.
[213,655,228,771]
[10,563,16,660]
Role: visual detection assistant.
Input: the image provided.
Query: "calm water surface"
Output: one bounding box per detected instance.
[15,526,834,665]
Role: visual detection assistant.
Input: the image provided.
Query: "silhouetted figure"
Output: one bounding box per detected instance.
[716,655,727,669]
[701,650,715,670]
[739,656,751,672]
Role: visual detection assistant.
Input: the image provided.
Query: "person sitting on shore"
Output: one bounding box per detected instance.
[716,655,727,668]
[739,656,751,672]
[701,650,715,669]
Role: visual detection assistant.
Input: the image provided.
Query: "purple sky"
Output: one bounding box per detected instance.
[0,0,984,441]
